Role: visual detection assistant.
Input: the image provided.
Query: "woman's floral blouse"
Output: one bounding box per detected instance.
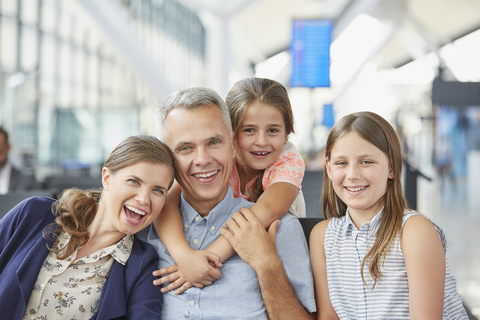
[22,232,133,320]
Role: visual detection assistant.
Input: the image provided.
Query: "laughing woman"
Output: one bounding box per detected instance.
[0,135,175,320]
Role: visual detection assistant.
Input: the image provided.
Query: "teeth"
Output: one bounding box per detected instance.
[125,205,145,215]
[346,186,366,192]
[252,152,269,155]
[194,171,217,178]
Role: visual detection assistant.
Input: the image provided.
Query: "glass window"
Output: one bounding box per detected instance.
[58,2,72,40]
[73,49,85,108]
[59,41,71,82]
[40,33,56,79]
[0,17,18,71]
[21,0,38,25]
[21,25,38,71]
[86,53,99,108]
[58,42,72,107]
[40,0,56,33]
[1,0,18,16]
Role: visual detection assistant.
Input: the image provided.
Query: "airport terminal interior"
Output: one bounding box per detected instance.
[0,0,479,317]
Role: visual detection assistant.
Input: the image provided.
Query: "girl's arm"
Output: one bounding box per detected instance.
[205,182,300,262]
[309,219,339,320]
[156,182,299,293]
[153,182,222,293]
[402,215,445,320]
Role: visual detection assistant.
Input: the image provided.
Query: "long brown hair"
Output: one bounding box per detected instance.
[321,111,407,288]
[46,135,175,259]
[226,77,294,201]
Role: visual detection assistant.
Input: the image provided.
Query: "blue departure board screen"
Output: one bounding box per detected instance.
[290,19,333,88]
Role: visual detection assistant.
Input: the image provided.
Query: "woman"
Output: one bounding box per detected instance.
[0,135,175,320]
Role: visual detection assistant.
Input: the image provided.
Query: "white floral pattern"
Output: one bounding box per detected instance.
[22,232,133,320]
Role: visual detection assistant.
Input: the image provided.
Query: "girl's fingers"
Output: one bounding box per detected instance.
[161,278,188,293]
[153,265,179,277]
[153,272,180,286]
[174,282,194,295]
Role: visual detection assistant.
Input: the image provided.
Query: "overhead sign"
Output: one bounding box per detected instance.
[290,19,333,88]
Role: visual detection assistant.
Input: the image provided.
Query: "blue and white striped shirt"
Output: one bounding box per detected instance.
[324,209,467,319]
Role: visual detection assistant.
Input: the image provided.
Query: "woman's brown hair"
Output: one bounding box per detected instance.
[226,77,294,201]
[321,111,407,288]
[46,135,175,259]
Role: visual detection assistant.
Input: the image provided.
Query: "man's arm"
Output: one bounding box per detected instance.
[220,207,314,319]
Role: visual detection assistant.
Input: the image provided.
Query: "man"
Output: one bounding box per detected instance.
[0,127,39,194]
[137,87,315,319]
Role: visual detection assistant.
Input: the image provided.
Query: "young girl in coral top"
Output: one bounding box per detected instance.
[154,77,307,294]
[310,111,467,319]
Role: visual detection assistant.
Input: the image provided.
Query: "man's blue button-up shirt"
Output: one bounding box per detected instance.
[137,187,316,319]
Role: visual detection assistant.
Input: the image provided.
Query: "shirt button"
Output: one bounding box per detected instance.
[195,216,200,222]
[211,226,215,231]
[184,224,188,228]
[189,300,195,307]
[59,267,63,271]
[193,239,199,245]
[40,284,45,288]
[31,316,35,320]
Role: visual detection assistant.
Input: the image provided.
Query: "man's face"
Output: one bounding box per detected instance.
[0,134,10,168]
[163,104,234,215]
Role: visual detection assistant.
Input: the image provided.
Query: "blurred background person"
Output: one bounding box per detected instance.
[0,126,39,194]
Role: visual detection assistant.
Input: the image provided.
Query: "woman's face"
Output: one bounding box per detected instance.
[101,161,173,236]
[235,102,287,173]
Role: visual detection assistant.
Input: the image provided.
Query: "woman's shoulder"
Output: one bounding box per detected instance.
[131,236,160,261]
[9,196,56,220]
[0,196,57,237]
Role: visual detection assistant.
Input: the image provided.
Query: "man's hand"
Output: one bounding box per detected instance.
[221,208,313,319]
[220,207,280,271]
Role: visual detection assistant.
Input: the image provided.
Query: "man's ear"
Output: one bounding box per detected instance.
[102,167,111,190]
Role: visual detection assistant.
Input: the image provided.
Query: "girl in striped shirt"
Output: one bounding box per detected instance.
[310,111,467,319]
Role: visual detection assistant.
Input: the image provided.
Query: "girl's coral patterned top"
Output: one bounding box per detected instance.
[229,141,305,202]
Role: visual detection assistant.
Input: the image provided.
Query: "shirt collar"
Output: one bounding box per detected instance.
[180,187,235,235]
[109,234,134,265]
[343,207,384,235]
[59,232,134,266]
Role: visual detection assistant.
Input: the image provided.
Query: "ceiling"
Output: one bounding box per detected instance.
[185,0,480,71]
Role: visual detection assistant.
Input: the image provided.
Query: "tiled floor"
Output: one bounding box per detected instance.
[418,176,480,318]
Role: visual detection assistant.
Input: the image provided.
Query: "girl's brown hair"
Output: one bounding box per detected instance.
[46,135,175,259]
[226,77,294,201]
[322,111,407,288]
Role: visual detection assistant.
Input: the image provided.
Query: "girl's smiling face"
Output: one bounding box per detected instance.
[326,131,394,226]
[235,102,287,173]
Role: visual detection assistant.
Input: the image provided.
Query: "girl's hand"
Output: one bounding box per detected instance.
[153,250,223,293]
[175,249,223,286]
[153,265,194,294]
